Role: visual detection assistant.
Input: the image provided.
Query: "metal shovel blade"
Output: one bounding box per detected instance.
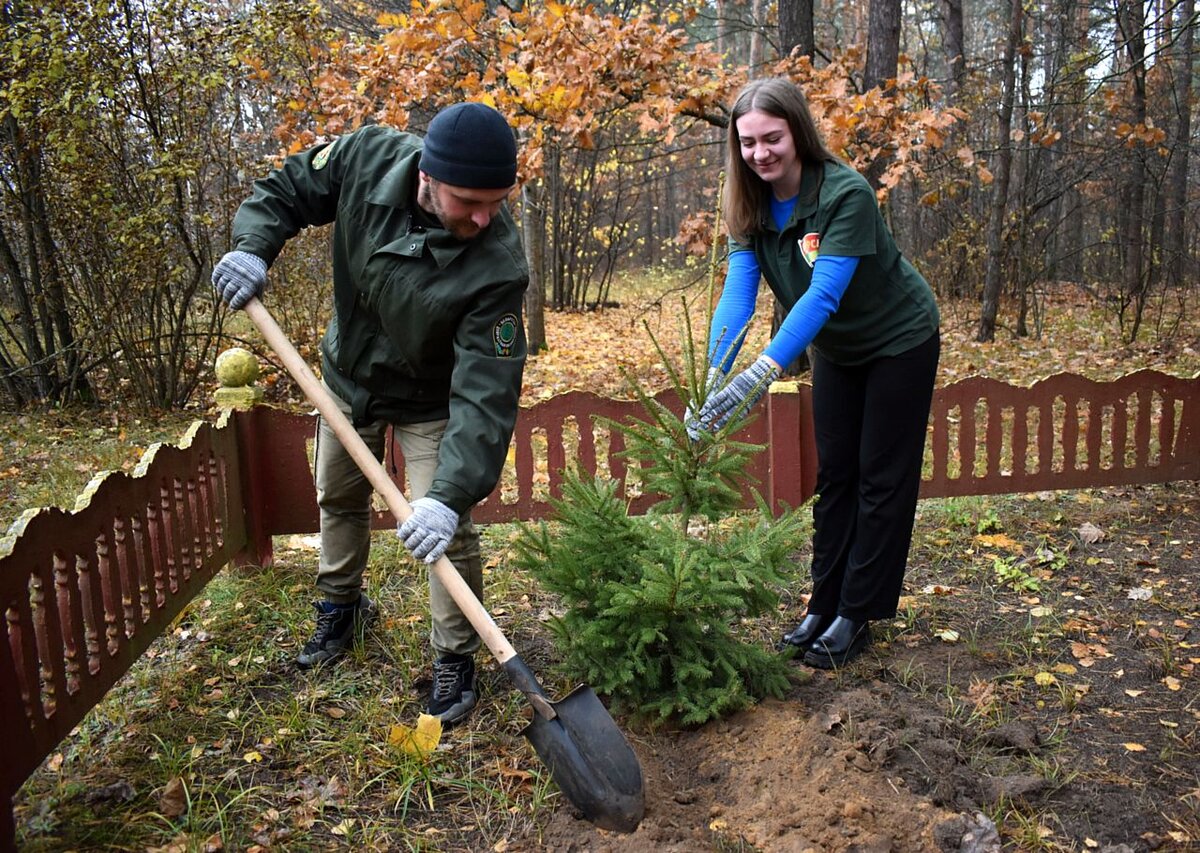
[505,659,645,833]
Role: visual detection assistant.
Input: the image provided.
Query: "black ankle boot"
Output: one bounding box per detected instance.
[803,616,871,669]
[778,613,831,652]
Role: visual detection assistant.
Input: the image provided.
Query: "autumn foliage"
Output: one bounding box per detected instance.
[268,0,960,221]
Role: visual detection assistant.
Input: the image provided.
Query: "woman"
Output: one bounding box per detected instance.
[688,77,940,668]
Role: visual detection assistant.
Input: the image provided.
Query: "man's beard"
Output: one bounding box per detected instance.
[418,180,483,241]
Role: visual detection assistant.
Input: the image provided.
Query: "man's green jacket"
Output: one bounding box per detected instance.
[231,125,529,515]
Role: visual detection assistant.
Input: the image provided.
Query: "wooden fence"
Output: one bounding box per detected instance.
[2,369,1198,848]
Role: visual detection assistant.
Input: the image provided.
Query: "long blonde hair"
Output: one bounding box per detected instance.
[723,78,839,242]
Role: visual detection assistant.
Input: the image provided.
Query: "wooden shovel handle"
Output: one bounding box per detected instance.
[244,297,517,665]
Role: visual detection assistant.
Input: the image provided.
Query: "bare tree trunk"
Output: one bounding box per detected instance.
[748,0,765,74]
[1059,0,1091,282]
[1166,0,1194,288]
[865,0,901,91]
[1015,39,1032,339]
[1117,0,1149,342]
[548,142,564,309]
[521,181,547,353]
[941,0,965,95]
[716,0,728,61]
[778,0,814,58]
[863,0,902,190]
[977,0,1023,342]
[1039,0,1074,285]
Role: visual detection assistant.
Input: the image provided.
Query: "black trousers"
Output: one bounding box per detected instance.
[806,331,940,621]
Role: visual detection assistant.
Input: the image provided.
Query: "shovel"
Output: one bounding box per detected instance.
[243,297,645,833]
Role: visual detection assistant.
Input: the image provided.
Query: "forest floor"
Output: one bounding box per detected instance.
[523,480,1200,853]
[4,281,1200,852]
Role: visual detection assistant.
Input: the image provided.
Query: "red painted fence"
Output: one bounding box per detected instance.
[2,369,1198,847]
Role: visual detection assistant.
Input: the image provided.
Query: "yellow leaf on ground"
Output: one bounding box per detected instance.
[243,750,263,763]
[1034,672,1057,687]
[1123,742,1146,751]
[389,713,443,758]
[1164,676,1182,691]
[331,818,354,836]
[975,533,1024,552]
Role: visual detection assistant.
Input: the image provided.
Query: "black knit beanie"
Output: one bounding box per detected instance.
[419,102,518,189]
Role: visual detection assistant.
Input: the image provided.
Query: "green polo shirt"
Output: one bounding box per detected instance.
[731,159,938,365]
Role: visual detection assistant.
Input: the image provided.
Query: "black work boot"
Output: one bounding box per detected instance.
[296,595,378,669]
[429,653,477,726]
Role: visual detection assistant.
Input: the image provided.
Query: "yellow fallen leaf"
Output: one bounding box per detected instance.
[1052,663,1077,675]
[975,533,1024,552]
[1123,742,1146,752]
[243,750,263,763]
[1164,676,1182,691]
[389,713,443,758]
[331,818,354,836]
[1125,689,1144,698]
[1034,672,1057,687]
[935,629,960,643]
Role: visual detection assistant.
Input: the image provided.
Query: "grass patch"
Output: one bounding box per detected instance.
[14,525,553,851]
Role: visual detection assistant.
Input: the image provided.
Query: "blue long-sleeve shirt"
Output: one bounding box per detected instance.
[708,195,859,371]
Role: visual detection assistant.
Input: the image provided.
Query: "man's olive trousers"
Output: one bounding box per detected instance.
[313,381,482,658]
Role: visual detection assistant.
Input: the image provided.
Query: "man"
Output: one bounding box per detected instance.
[212,102,528,726]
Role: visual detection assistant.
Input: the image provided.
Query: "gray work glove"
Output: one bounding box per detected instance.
[398,497,460,563]
[685,367,725,441]
[212,250,268,310]
[689,355,781,435]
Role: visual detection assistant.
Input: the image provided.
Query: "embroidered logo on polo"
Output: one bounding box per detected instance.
[493,313,519,357]
[312,144,332,171]
[799,232,820,268]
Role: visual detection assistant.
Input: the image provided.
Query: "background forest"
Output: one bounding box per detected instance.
[1,0,1197,413]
